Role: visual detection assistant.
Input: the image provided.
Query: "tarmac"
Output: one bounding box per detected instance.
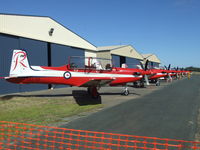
[1,75,199,141]
[59,75,200,141]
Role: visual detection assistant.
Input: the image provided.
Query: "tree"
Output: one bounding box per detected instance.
[185,66,200,72]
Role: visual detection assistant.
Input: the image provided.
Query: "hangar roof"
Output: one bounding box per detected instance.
[142,54,161,63]
[97,45,126,51]
[97,45,143,60]
[0,14,96,51]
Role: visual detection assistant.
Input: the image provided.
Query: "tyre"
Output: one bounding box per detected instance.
[123,90,129,96]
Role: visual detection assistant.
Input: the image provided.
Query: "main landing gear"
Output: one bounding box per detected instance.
[87,87,100,98]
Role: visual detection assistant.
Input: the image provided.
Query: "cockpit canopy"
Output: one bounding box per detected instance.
[68,56,113,70]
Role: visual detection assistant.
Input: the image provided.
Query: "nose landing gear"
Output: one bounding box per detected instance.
[121,86,129,96]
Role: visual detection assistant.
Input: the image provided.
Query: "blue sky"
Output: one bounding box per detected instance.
[1,0,200,67]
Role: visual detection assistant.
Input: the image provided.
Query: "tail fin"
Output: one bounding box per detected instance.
[9,50,32,77]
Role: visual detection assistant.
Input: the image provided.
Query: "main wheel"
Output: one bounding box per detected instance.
[140,81,145,88]
[88,87,99,98]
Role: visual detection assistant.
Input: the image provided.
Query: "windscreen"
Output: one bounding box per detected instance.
[69,56,113,70]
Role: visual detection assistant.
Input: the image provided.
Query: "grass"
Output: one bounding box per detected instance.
[0,95,102,145]
[0,96,102,126]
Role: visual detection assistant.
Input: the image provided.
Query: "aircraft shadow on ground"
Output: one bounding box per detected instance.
[0,90,140,105]
[72,90,102,106]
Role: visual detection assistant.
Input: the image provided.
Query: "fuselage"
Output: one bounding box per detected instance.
[6,65,146,86]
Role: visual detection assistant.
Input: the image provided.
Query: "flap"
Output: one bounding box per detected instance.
[80,79,113,87]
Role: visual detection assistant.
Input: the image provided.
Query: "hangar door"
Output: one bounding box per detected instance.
[112,54,141,68]
[112,55,126,67]
[126,57,141,68]
[149,62,159,68]
[0,34,48,94]
[51,44,85,66]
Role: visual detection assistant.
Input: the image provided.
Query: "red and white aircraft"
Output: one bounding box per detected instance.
[3,50,151,97]
[148,65,191,84]
[125,63,172,86]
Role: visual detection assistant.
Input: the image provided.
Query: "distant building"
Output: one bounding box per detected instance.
[96,45,143,68]
[141,54,161,68]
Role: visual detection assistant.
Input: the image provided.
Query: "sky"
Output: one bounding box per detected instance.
[0,0,200,67]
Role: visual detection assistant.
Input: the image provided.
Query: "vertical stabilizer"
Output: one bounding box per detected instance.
[9,50,32,77]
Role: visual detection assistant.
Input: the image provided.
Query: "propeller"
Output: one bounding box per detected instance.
[166,64,172,81]
[140,60,150,85]
[144,59,149,71]
[140,59,149,70]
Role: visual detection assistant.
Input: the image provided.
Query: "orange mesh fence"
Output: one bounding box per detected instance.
[0,121,200,150]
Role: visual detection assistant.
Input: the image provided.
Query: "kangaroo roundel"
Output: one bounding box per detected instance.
[64,71,71,79]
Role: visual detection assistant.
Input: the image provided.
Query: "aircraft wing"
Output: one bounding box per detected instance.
[80,79,114,87]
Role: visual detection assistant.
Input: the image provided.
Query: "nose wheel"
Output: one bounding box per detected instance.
[156,79,160,86]
[121,86,129,96]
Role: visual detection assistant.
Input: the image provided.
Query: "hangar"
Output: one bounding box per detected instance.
[141,54,161,68]
[0,14,96,94]
[96,45,143,68]
[0,14,162,95]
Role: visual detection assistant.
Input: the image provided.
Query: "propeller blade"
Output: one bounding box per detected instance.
[144,59,149,71]
[164,65,167,70]
[168,64,171,70]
